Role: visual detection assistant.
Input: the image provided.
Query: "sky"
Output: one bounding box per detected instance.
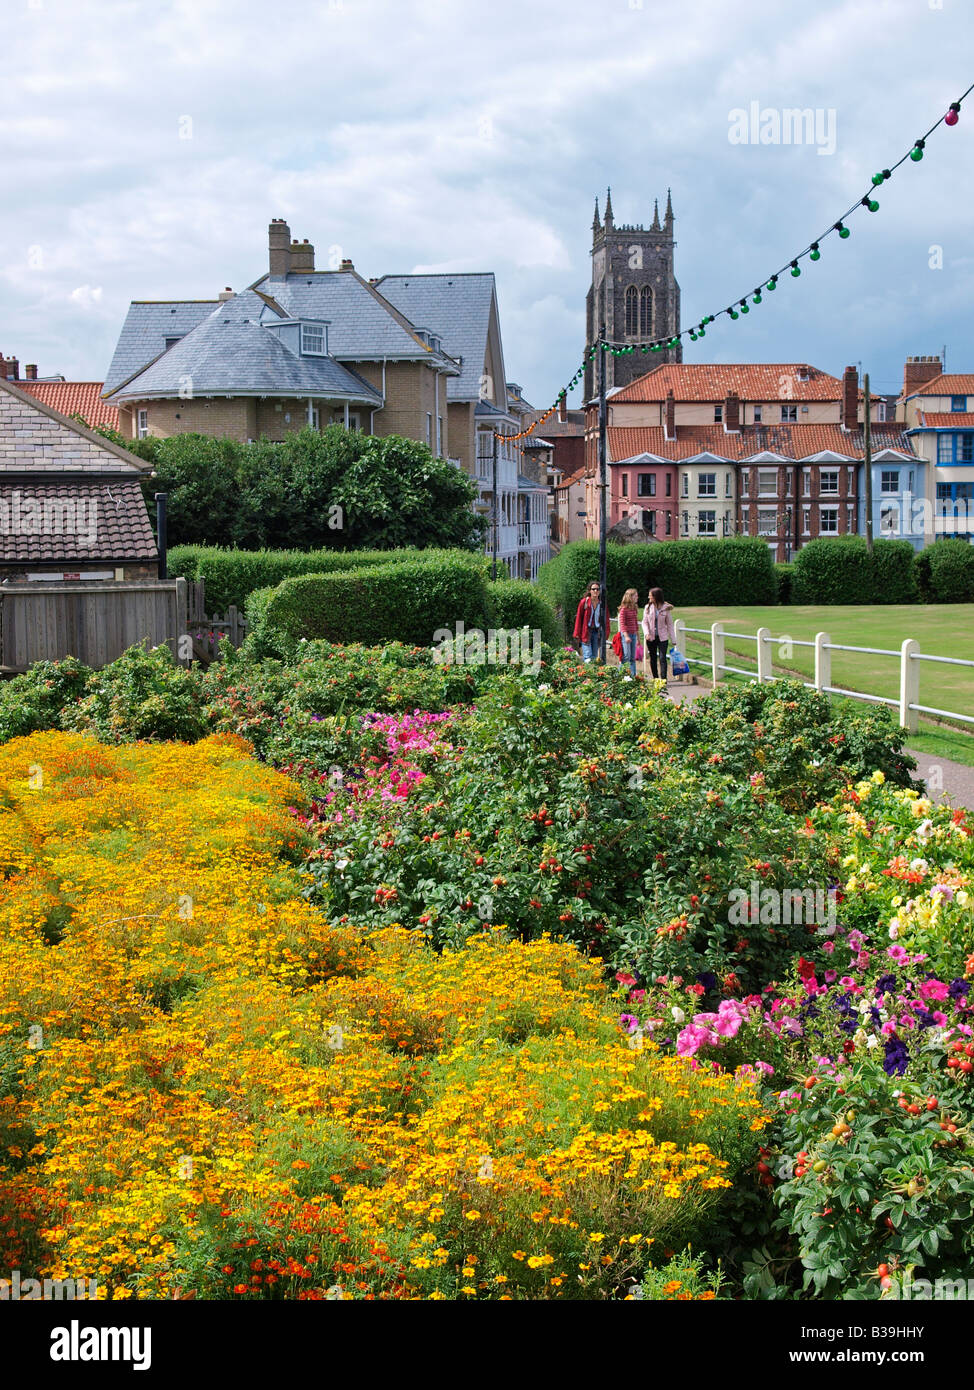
[1,0,972,408]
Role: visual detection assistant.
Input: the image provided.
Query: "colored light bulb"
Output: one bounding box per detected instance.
[946,105,960,126]
[753,291,762,304]
[836,223,850,238]
[910,141,925,161]
[809,244,821,261]
[790,261,801,277]
[767,277,777,290]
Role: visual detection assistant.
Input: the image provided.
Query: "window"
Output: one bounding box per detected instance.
[625,286,638,337]
[637,473,656,497]
[301,323,326,355]
[698,510,716,535]
[758,469,777,496]
[426,413,432,445]
[757,507,777,535]
[741,504,750,531]
[639,286,652,337]
[725,473,733,497]
[753,406,762,424]
[643,509,656,535]
[820,469,839,495]
[781,404,797,423]
[665,511,672,535]
[880,469,899,494]
[621,474,629,498]
[880,504,899,535]
[137,409,148,439]
[846,503,855,532]
[698,472,716,497]
[801,468,811,496]
[680,512,689,536]
[741,471,749,497]
[802,506,811,535]
[164,336,182,350]
[665,474,672,497]
[310,406,321,431]
[951,395,967,412]
[681,473,689,497]
[820,506,839,534]
[938,433,974,464]
[713,405,723,424]
[437,416,443,454]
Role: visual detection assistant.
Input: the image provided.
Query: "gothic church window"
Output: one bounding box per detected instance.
[639,286,652,337]
[625,286,638,337]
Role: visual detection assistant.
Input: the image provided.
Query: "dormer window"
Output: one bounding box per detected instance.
[301,323,327,355]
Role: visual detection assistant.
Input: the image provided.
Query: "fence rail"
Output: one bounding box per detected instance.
[673,618,974,733]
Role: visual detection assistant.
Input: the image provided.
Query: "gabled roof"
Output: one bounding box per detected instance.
[607,423,918,464]
[250,268,457,366]
[608,363,844,404]
[18,381,119,431]
[0,377,149,474]
[106,292,383,404]
[903,373,974,399]
[372,273,500,402]
[104,299,220,394]
[0,378,156,565]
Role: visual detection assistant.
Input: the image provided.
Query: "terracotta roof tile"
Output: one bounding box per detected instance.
[904,374,974,398]
[607,423,917,463]
[18,381,119,431]
[608,363,843,404]
[916,412,974,428]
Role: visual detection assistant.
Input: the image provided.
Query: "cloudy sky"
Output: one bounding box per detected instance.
[2,0,971,407]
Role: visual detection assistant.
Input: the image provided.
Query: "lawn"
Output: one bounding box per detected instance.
[677,605,974,758]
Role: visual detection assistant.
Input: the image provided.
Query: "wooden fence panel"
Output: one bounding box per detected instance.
[0,582,186,673]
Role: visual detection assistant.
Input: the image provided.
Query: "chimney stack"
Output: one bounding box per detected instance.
[902,354,944,397]
[340,258,354,271]
[25,363,38,380]
[840,366,859,431]
[724,390,740,432]
[268,218,292,277]
[664,388,676,441]
[558,395,567,424]
[290,238,315,273]
[218,287,233,302]
[0,356,19,381]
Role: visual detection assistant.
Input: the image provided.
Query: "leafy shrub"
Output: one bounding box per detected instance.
[261,555,493,647]
[792,537,917,605]
[671,679,919,811]
[774,562,794,605]
[913,538,974,603]
[537,538,777,620]
[61,643,207,743]
[0,658,91,742]
[486,579,561,647]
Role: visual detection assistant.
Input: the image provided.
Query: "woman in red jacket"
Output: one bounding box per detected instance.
[573,581,603,662]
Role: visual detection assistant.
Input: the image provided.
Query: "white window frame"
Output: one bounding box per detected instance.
[781,404,798,422]
[698,472,716,497]
[753,405,763,424]
[880,469,898,494]
[820,506,839,535]
[820,469,839,495]
[758,469,777,496]
[426,413,433,446]
[137,409,149,439]
[681,473,689,497]
[300,323,327,356]
[741,504,749,530]
[757,507,777,536]
[725,473,733,497]
[802,505,811,536]
[698,509,717,535]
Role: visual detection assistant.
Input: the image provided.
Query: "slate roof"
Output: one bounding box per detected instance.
[372,273,499,403]
[104,300,220,394]
[0,379,156,565]
[107,292,383,404]
[251,269,456,366]
[18,381,119,431]
[608,363,844,403]
[607,423,919,463]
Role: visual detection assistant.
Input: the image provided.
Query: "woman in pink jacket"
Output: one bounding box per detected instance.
[641,587,675,682]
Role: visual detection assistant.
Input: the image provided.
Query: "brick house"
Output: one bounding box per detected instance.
[0,377,157,583]
[899,356,974,543]
[0,354,120,431]
[582,363,919,561]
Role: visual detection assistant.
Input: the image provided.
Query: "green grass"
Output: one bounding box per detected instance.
[677,605,974,767]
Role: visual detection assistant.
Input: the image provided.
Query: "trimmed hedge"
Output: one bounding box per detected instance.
[791,537,917,605]
[486,580,562,648]
[537,538,777,629]
[261,556,494,647]
[774,562,794,605]
[914,538,974,603]
[169,545,488,612]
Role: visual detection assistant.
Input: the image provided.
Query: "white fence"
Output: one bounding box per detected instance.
[673,618,974,734]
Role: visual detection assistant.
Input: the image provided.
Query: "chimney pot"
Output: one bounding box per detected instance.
[902,354,943,396]
[289,238,316,273]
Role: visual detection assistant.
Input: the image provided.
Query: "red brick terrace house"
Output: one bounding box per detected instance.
[582,363,917,560]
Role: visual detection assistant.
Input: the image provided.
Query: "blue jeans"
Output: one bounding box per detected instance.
[620,631,637,676]
[581,633,601,662]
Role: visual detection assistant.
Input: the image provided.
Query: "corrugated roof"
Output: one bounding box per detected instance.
[609,363,844,403]
[607,423,918,463]
[104,300,220,394]
[107,292,383,403]
[18,381,119,431]
[373,273,499,402]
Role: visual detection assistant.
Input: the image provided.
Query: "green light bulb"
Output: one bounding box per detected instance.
[810,247,821,261]
[753,292,762,304]
[910,145,924,161]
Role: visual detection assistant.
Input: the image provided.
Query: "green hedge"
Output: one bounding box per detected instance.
[913,538,974,603]
[774,562,794,605]
[791,537,917,605]
[169,545,488,612]
[537,538,777,627]
[486,580,562,648]
[261,556,494,647]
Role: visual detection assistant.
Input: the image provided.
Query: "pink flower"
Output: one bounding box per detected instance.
[821,941,835,955]
[888,945,909,963]
[919,979,949,1001]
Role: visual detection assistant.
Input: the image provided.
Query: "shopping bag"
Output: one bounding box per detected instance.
[670,645,690,676]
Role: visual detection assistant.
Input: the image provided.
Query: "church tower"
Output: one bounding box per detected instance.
[584,187,682,398]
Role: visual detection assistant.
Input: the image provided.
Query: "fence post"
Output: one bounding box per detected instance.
[814,631,831,694]
[228,605,239,647]
[900,638,920,734]
[174,578,188,666]
[756,626,772,683]
[710,621,725,686]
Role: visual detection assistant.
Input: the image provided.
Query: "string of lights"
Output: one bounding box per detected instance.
[495,84,972,441]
